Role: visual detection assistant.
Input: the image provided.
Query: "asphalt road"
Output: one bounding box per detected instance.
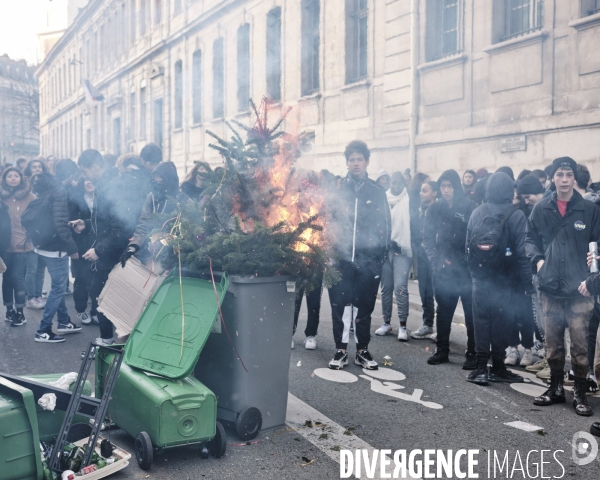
[1,279,600,479]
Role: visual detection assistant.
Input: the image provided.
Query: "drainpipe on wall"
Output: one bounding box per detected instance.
[408,0,420,174]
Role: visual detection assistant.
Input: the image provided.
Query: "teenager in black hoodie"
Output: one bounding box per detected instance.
[422,169,476,367]
[465,173,532,385]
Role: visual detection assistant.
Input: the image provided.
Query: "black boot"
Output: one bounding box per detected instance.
[427,350,449,365]
[466,361,489,386]
[573,377,593,417]
[591,422,600,437]
[533,373,566,406]
[462,351,477,370]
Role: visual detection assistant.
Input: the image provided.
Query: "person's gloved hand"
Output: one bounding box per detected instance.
[120,245,139,268]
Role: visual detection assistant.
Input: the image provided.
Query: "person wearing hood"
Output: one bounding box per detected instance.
[462,170,477,198]
[526,157,600,416]
[464,173,533,385]
[30,172,81,343]
[375,169,391,192]
[120,162,191,266]
[375,172,413,340]
[326,140,391,371]
[422,169,476,368]
[1,167,35,326]
[181,161,211,203]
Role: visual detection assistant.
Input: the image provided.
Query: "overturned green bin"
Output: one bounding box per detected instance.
[96,271,229,470]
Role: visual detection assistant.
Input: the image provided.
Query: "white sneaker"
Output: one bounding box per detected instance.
[95,337,114,346]
[36,297,46,308]
[411,325,433,339]
[329,350,349,370]
[375,323,392,336]
[291,339,295,350]
[520,349,534,366]
[398,326,409,342]
[78,312,91,325]
[26,299,39,309]
[504,346,520,366]
[305,336,317,350]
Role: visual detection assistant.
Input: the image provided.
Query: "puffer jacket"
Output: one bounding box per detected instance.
[423,170,476,280]
[0,183,35,252]
[525,189,600,297]
[327,174,391,269]
[31,173,78,255]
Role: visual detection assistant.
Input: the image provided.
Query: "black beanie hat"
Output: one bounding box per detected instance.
[550,157,578,180]
[516,175,545,195]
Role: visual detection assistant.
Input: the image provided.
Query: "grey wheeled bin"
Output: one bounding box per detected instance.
[195,275,296,440]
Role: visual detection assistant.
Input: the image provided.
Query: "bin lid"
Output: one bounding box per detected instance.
[124,271,229,379]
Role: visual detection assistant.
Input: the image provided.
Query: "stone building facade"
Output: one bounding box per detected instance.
[37,0,600,179]
[0,55,39,166]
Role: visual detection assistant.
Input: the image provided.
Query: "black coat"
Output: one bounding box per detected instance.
[32,173,78,255]
[180,181,206,203]
[525,190,600,297]
[68,181,93,255]
[0,202,10,258]
[423,170,476,280]
[327,174,391,269]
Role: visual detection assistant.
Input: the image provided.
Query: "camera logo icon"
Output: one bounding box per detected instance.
[572,432,598,466]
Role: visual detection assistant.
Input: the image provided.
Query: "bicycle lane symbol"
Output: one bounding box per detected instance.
[313,367,443,410]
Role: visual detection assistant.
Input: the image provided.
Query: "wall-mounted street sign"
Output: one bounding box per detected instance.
[501,135,527,152]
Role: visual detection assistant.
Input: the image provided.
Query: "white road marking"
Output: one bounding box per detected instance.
[313,368,358,383]
[286,393,420,479]
[510,382,547,398]
[504,420,544,432]
[362,367,406,382]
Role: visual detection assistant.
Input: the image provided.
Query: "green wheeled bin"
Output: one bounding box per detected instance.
[95,272,229,470]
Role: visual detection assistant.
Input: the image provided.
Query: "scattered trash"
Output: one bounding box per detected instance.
[297,457,315,466]
[297,361,302,367]
[294,438,301,442]
[382,356,393,367]
[38,393,57,411]
[304,420,313,428]
[48,372,78,390]
[537,429,546,436]
[231,440,261,447]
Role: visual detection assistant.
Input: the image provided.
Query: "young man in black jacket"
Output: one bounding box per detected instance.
[422,169,476,368]
[526,157,600,416]
[72,149,137,345]
[327,141,391,370]
[465,173,532,385]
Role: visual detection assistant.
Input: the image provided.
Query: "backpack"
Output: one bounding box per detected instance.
[21,196,58,248]
[467,204,518,280]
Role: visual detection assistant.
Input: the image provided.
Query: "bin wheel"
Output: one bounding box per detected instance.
[135,431,153,470]
[235,407,262,440]
[209,421,227,458]
[66,423,93,442]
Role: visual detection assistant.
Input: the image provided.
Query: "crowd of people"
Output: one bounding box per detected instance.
[2,139,600,434]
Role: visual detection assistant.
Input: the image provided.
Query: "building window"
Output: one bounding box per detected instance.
[497,0,543,43]
[266,7,282,102]
[140,86,147,139]
[346,0,368,83]
[581,0,600,16]
[130,91,136,140]
[174,60,183,129]
[301,0,320,96]
[237,24,250,112]
[174,0,182,14]
[154,98,163,148]
[155,0,162,23]
[192,50,202,124]
[213,38,224,118]
[425,0,460,62]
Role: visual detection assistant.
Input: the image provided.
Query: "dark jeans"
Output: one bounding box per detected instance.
[433,271,475,355]
[293,272,323,337]
[37,255,70,333]
[416,249,435,327]
[71,259,94,314]
[328,260,382,351]
[472,281,512,367]
[2,252,29,308]
[89,266,113,340]
[508,289,535,349]
[25,252,45,300]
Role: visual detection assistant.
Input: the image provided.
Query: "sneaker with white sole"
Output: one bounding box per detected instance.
[11,312,26,327]
[398,326,409,342]
[36,297,46,308]
[504,346,520,366]
[329,350,349,370]
[5,309,16,322]
[26,299,40,309]
[520,349,534,366]
[526,359,548,372]
[90,315,99,325]
[355,350,378,370]
[57,322,82,334]
[95,337,114,346]
[531,340,544,356]
[375,323,392,336]
[536,364,551,379]
[78,312,91,325]
[305,336,317,350]
[411,325,433,339]
[35,331,65,343]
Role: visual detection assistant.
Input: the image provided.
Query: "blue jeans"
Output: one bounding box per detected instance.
[37,256,70,334]
[381,252,412,323]
[2,252,28,308]
[26,252,45,299]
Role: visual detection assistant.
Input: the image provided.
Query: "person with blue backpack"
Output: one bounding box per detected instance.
[465,172,533,385]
